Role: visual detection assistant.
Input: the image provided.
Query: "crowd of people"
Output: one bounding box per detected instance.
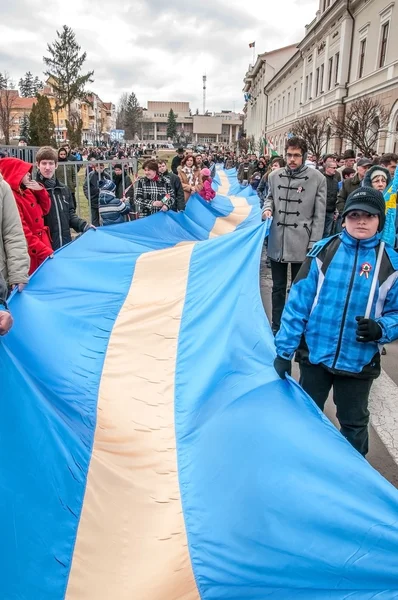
[0,136,398,458]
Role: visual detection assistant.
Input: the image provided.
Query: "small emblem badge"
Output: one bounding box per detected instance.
[360,262,372,279]
[297,186,303,193]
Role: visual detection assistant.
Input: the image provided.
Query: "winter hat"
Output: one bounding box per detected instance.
[342,186,385,231]
[370,169,388,181]
[98,179,116,192]
[357,157,373,167]
[201,168,211,177]
[343,149,356,159]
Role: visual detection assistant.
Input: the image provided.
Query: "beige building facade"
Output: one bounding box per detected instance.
[139,102,242,146]
[244,0,398,156]
[243,44,298,143]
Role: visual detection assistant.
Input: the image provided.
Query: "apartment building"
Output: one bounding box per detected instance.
[244,0,398,155]
[0,80,116,144]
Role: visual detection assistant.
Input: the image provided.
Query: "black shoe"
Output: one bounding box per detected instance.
[382,347,387,356]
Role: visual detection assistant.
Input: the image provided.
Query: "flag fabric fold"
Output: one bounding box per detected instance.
[1,167,398,599]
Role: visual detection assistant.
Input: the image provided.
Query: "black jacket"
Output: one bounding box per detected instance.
[336,173,361,213]
[164,171,185,211]
[37,175,87,251]
[324,173,340,213]
[83,170,111,207]
[171,155,183,175]
[112,173,133,200]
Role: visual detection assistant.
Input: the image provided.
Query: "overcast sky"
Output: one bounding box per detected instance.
[1,0,318,113]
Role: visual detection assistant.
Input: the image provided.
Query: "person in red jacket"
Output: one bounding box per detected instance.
[0,157,53,274]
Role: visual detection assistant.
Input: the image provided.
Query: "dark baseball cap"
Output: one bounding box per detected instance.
[342,186,385,230]
[357,158,373,167]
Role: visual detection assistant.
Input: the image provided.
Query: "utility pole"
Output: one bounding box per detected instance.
[203,75,207,115]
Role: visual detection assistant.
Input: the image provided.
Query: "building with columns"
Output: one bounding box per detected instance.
[244,0,398,156]
[139,101,242,146]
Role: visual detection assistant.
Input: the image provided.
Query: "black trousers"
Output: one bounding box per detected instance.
[299,362,373,456]
[91,206,100,227]
[270,260,302,333]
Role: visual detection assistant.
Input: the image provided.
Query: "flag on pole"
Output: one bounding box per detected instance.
[381,166,398,247]
[265,137,279,157]
[249,41,255,48]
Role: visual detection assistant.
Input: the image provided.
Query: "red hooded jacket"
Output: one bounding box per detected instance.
[0,157,53,274]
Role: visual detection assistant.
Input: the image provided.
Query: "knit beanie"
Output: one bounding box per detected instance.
[98,179,116,192]
[201,168,211,177]
[342,186,385,231]
[370,169,388,181]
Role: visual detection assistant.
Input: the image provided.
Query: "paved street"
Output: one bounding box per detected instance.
[260,249,398,488]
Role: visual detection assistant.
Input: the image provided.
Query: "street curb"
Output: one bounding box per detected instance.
[370,370,398,464]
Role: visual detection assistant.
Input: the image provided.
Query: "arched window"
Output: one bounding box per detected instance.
[387,100,398,153]
[368,117,380,153]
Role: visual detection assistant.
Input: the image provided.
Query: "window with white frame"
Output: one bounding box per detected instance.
[358,38,366,78]
[379,21,389,68]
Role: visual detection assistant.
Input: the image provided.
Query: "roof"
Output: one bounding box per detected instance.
[0,91,36,110]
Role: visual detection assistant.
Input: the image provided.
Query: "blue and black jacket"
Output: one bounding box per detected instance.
[276,230,398,377]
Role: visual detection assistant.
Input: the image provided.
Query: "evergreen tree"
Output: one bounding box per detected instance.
[19,72,44,97]
[43,25,94,117]
[29,95,55,146]
[19,114,30,141]
[19,71,34,97]
[33,76,44,95]
[124,91,142,140]
[116,92,129,130]
[0,73,6,90]
[167,109,177,140]
[66,111,83,146]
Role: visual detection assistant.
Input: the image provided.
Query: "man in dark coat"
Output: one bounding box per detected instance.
[158,160,185,211]
[322,156,340,237]
[36,146,94,251]
[171,148,185,175]
[83,163,111,226]
[112,164,134,199]
[336,157,373,215]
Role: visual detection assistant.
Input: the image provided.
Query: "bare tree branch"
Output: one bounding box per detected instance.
[0,72,18,145]
[291,114,333,159]
[329,97,388,156]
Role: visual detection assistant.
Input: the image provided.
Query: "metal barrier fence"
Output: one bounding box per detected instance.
[45,159,136,223]
[0,145,39,164]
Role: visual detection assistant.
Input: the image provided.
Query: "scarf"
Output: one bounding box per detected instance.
[37,171,57,189]
[286,163,307,177]
[182,165,195,186]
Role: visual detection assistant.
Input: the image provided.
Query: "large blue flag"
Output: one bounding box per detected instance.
[1,170,398,599]
[382,166,398,247]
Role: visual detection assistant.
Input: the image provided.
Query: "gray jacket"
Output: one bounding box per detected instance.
[0,271,8,307]
[263,165,326,263]
[0,176,30,286]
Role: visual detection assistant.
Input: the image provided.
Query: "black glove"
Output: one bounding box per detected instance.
[355,316,383,343]
[274,355,292,380]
